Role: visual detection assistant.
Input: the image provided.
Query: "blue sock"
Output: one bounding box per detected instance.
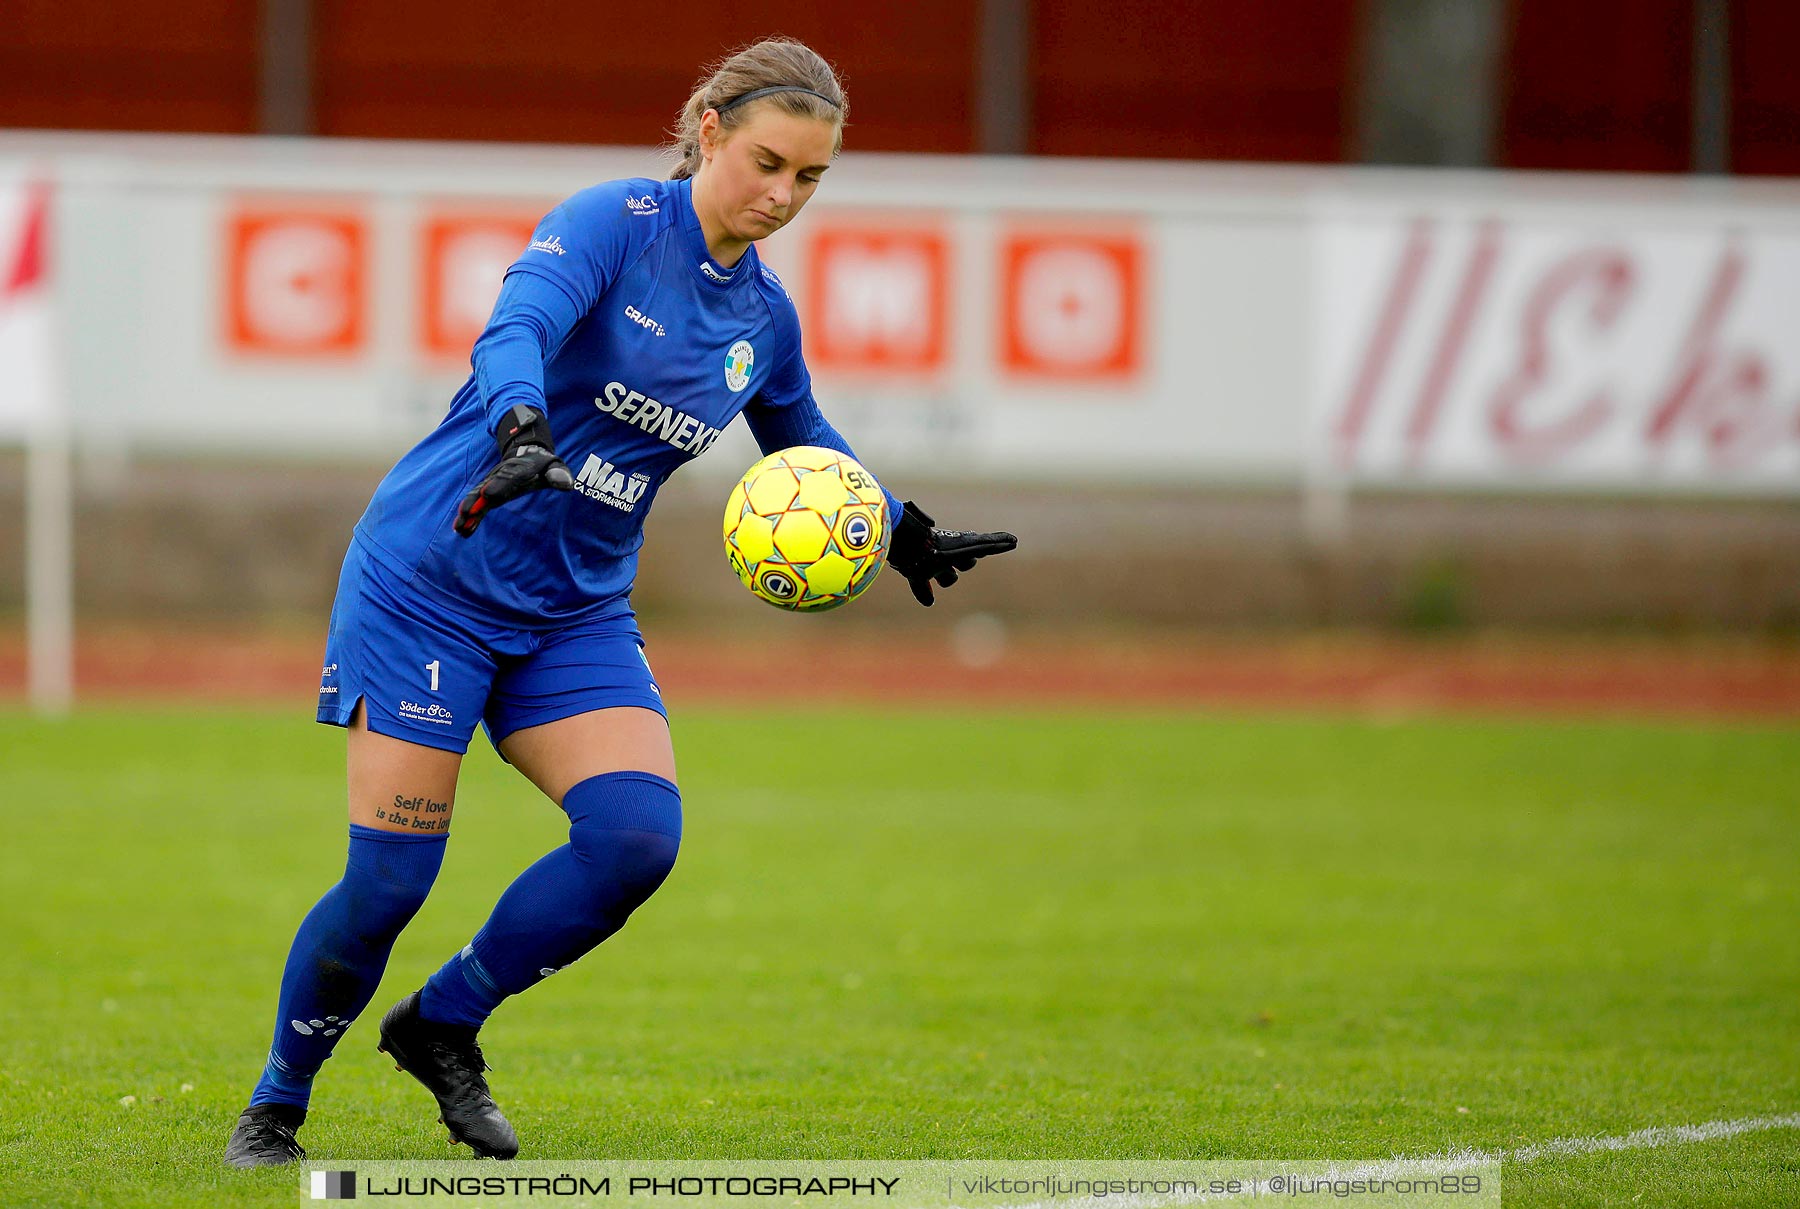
[248,825,447,1108]
[419,772,681,1029]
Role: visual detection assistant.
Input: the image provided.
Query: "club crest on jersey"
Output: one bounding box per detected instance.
[725,340,755,393]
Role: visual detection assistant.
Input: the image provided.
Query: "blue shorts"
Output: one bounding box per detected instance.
[316,538,665,754]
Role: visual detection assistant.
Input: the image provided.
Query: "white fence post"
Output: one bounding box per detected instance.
[25,413,74,716]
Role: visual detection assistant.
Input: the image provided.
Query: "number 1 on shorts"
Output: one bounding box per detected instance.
[425,659,441,692]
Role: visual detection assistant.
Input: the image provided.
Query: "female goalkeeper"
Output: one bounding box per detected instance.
[224,36,1015,1167]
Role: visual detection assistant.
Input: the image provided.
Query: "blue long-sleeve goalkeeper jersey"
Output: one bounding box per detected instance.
[352,175,901,627]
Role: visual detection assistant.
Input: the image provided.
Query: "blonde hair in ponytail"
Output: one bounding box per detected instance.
[668,38,848,181]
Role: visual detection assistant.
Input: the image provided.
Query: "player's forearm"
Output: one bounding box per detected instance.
[473,320,550,426]
[471,270,585,429]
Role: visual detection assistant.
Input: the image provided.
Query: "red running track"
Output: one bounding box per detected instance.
[3,628,1799,721]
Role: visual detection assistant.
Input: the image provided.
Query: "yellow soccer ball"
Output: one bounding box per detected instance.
[723,446,890,611]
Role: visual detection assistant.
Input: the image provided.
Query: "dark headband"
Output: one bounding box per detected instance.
[716,85,840,114]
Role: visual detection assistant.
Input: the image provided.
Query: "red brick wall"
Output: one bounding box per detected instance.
[1030,0,1361,161]
[1730,0,1800,175]
[310,2,978,151]
[5,1,1797,175]
[0,0,258,133]
[1497,0,1693,171]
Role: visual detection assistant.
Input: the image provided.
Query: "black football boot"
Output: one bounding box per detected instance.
[223,1103,307,1168]
[377,990,519,1159]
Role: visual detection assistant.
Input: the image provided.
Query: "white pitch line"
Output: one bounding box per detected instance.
[1203,1113,1800,1204]
[947,1113,1800,1209]
[1506,1112,1800,1163]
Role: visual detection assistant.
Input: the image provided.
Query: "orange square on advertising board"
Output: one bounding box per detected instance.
[225,208,367,356]
[419,212,540,363]
[1001,230,1143,379]
[805,225,949,374]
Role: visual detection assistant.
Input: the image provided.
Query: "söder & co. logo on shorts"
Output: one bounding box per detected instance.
[310,1169,356,1199]
[398,700,454,726]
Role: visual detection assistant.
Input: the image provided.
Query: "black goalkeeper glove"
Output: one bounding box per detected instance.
[886,501,1018,607]
[454,404,575,537]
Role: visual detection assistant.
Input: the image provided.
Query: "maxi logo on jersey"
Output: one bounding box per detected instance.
[575,454,652,512]
[595,380,725,455]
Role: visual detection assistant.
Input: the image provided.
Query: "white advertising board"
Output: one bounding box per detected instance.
[1313,208,1800,491]
[5,132,1800,495]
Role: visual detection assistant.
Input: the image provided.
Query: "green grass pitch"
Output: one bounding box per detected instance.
[1,706,1796,1207]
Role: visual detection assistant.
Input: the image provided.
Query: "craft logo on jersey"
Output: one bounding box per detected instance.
[624,193,659,217]
[575,454,652,512]
[624,304,665,336]
[528,234,567,256]
[725,339,755,392]
[698,260,732,284]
